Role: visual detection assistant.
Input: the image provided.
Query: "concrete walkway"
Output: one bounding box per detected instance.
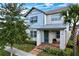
[4,46,35,56]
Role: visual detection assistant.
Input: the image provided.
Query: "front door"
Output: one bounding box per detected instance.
[44,30,49,43]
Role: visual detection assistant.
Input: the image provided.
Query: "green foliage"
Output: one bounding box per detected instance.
[61,4,79,24]
[42,48,73,56]
[64,48,73,56]
[61,3,79,56]
[77,35,79,41]
[77,35,79,55]
[67,39,74,48]
[43,48,64,56]
[14,44,35,52]
[77,46,79,56]
[16,40,36,45]
[25,40,36,45]
[0,3,29,50]
[0,49,10,56]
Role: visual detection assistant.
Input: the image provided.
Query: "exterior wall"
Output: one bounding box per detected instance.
[65,23,71,44]
[26,9,45,28]
[37,30,41,46]
[46,14,64,25]
[37,30,44,46]
[29,29,37,41]
[49,31,60,44]
[28,29,44,42]
[41,31,44,43]
[26,9,65,27]
[49,31,56,43]
[44,15,47,25]
[26,9,70,49]
[26,9,45,42]
[60,30,66,49]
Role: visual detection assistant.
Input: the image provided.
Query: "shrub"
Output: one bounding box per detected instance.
[16,40,36,45]
[43,48,64,56]
[48,48,63,56]
[67,39,73,48]
[42,47,49,52]
[43,48,73,56]
[64,48,73,56]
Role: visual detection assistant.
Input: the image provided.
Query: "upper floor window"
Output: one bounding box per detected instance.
[52,18,60,21]
[51,14,61,21]
[30,16,38,23]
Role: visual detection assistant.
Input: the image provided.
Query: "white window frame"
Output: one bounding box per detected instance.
[51,14,61,21]
[30,16,38,23]
[30,31,37,38]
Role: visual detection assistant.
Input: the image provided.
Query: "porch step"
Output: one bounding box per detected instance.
[30,43,59,55]
[30,47,42,55]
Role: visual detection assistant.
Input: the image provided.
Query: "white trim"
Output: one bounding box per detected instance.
[37,30,41,46]
[60,30,66,49]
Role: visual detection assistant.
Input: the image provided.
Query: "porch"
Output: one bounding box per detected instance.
[31,43,59,55]
[37,29,66,49]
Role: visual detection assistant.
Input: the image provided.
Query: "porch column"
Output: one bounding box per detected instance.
[37,30,41,46]
[60,30,66,49]
[49,31,53,44]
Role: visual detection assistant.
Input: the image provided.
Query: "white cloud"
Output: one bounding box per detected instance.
[58,3,68,7]
[44,3,54,7]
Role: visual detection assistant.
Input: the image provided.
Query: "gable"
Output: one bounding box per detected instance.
[28,9,43,16]
[25,7,46,17]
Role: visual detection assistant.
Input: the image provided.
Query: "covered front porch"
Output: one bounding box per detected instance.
[37,29,66,49]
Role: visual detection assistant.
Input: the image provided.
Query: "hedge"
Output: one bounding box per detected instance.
[42,48,73,56]
[67,39,73,48]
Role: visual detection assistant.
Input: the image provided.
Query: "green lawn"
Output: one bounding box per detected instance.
[14,44,35,52]
[0,49,10,56]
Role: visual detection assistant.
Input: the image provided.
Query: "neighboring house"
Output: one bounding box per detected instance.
[25,7,71,49]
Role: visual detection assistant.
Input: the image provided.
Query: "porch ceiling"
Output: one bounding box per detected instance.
[32,24,66,30]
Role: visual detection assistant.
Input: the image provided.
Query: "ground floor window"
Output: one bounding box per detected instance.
[30,31,37,38]
[56,31,60,38]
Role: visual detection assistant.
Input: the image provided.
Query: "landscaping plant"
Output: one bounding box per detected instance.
[61,4,79,55]
[0,3,29,56]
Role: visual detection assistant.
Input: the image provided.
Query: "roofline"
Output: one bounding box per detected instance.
[46,12,60,15]
[25,7,67,17]
[24,7,46,17]
[33,27,66,30]
[45,7,67,15]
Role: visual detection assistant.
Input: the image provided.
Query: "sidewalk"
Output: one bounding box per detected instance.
[4,46,35,56]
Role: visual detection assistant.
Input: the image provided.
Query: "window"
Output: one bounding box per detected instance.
[30,31,37,38]
[30,31,33,37]
[51,14,61,21]
[34,31,37,37]
[52,18,59,21]
[30,16,37,23]
[56,31,60,38]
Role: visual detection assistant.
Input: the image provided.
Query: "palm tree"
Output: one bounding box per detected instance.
[61,4,79,56]
[0,3,29,56]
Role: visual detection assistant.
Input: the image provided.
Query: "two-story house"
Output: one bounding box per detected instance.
[25,7,70,49]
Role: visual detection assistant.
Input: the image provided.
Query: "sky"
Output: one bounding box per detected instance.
[25,3,70,11]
